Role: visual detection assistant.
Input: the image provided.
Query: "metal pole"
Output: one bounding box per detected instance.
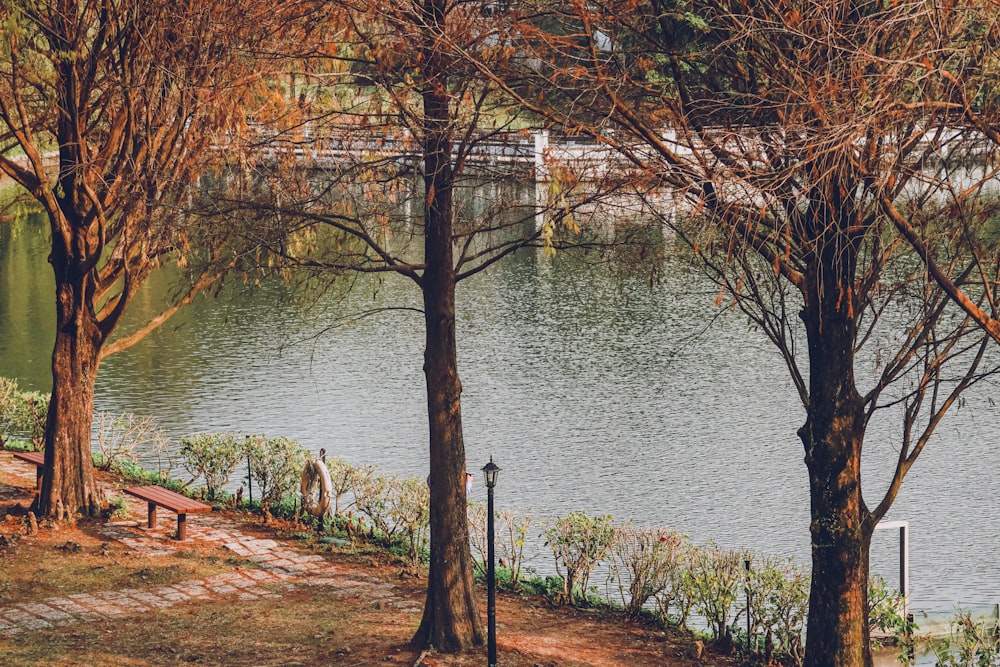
[899,523,909,619]
[907,612,915,662]
[487,482,497,667]
[745,558,751,659]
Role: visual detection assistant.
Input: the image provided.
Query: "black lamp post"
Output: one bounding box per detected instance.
[482,457,500,667]
[745,558,752,661]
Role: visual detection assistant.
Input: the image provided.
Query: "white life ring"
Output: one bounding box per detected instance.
[300,458,333,518]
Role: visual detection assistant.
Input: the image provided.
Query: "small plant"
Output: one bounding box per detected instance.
[929,609,1000,667]
[745,555,809,666]
[3,438,34,453]
[469,503,532,589]
[179,433,244,500]
[0,377,49,450]
[521,572,567,600]
[387,476,429,564]
[498,508,532,590]
[107,494,130,520]
[351,467,394,545]
[653,540,697,628]
[867,574,908,638]
[101,454,186,492]
[326,456,359,515]
[0,377,20,446]
[468,501,489,578]
[687,542,749,643]
[545,511,616,606]
[244,435,308,513]
[93,412,167,472]
[19,390,49,449]
[608,524,686,619]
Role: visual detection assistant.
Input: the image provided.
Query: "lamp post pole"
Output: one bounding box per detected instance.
[745,558,752,660]
[482,457,500,667]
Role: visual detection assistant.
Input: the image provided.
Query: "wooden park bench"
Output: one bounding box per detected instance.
[123,485,211,541]
[11,450,45,491]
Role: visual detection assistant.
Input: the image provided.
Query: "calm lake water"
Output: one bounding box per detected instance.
[2,209,999,615]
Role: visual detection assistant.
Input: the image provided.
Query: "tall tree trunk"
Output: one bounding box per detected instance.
[39,271,103,518]
[799,221,874,667]
[411,18,484,648]
[800,406,873,667]
[413,269,484,650]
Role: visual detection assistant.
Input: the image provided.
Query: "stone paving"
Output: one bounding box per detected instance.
[1,457,36,487]
[0,460,422,636]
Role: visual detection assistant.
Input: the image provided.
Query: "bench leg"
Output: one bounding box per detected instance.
[35,468,43,491]
[177,513,187,541]
[147,502,157,530]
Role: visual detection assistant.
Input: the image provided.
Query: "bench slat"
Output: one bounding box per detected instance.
[11,451,46,491]
[123,486,211,514]
[12,451,45,466]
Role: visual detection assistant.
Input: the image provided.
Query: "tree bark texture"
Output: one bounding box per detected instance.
[412,271,484,650]
[39,213,104,518]
[411,6,484,647]
[798,207,874,667]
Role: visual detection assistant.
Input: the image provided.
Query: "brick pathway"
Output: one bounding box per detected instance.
[1,454,36,487]
[0,458,421,636]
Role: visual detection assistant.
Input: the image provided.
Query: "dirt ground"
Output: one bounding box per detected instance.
[0,451,738,667]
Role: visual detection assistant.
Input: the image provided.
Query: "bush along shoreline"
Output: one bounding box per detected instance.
[0,398,990,665]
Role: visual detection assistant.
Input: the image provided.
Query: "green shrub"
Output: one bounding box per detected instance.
[19,391,49,449]
[930,610,1000,667]
[179,433,244,500]
[687,542,749,642]
[868,574,908,640]
[520,572,567,600]
[93,412,168,472]
[545,511,616,606]
[468,501,532,584]
[497,508,532,590]
[107,494,130,520]
[244,435,308,512]
[348,468,429,563]
[0,377,49,450]
[0,377,19,445]
[267,494,302,522]
[745,556,809,665]
[351,468,394,544]
[4,438,34,453]
[653,540,697,628]
[326,456,360,515]
[468,501,489,578]
[388,476,429,565]
[608,524,686,619]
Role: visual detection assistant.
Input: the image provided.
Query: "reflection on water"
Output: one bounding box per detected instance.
[2,211,999,614]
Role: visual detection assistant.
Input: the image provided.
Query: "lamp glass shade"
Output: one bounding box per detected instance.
[482,457,500,488]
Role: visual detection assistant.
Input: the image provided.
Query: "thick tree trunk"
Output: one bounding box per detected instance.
[412,276,484,650]
[411,21,484,648]
[800,410,873,667]
[799,220,874,667]
[38,279,103,518]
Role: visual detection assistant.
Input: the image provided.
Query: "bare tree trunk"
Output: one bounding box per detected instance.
[38,274,103,518]
[413,275,484,650]
[799,218,874,667]
[411,23,484,648]
[800,413,873,667]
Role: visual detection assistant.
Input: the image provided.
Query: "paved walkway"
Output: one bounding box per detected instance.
[0,456,421,636]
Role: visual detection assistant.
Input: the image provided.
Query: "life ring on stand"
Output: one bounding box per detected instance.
[300,458,333,518]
